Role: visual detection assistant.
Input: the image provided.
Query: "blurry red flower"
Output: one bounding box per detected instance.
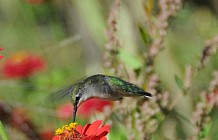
[52,120,110,140]
[40,130,53,140]
[56,103,73,121]
[78,99,113,117]
[2,51,45,78]
[0,47,3,60]
[56,99,112,120]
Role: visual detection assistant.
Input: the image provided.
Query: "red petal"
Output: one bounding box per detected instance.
[100,136,107,140]
[76,125,83,133]
[81,135,93,140]
[82,124,91,135]
[86,120,102,135]
[56,103,72,120]
[96,125,110,136]
[88,125,110,140]
[78,99,113,118]
[40,130,53,140]
[90,135,108,140]
[52,136,60,140]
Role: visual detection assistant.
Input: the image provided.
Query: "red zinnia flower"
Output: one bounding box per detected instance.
[2,51,45,78]
[0,47,3,60]
[52,120,110,140]
[56,99,113,120]
[56,103,73,121]
[40,130,53,140]
[78,99,113,117]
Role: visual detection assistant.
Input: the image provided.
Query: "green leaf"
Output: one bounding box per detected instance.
[174,74,184,90]
[199,122,212,139]
[119,49,143,69]
[0,121,9,140]
[138,25,151,46]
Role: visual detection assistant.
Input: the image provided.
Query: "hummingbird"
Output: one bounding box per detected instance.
[56,74,152,122]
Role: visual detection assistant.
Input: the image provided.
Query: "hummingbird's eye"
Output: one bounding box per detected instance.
[75,94,80,102]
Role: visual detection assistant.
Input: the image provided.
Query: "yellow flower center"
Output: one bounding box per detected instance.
[55,128,64,135]
[55,122,78,136]
[10,51,29,63]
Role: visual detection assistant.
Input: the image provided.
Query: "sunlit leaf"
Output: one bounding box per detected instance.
[175,74,184,90]
[119,49,143,69]
[199,122,212,139]
[0,121,9,140]
[138,25,151,46]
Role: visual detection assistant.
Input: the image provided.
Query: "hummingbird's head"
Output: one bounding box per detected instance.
[70,84,83,106]
[70,84,84,122]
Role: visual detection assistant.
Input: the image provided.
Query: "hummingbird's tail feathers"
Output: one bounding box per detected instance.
[140,91,152,98]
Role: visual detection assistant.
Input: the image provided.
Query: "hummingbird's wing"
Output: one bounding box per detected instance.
[48,77,86,102]
[83,80,123,101]
[48,85,74,102]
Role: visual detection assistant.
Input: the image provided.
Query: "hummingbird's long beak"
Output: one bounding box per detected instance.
[72,103,77,122]
[72,96,80,122]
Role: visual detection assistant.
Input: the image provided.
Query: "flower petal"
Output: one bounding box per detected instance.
[78,99,113,118]
[86,120,102,135]
[81,135,93,140]
[82,124,91,135]
[76,125,83,133]
[56,103,73,120]
[88,125,110,140]
[91,135,108,140]
[96,125,110,136]
[100,136,107,140]
[52,136,60,140]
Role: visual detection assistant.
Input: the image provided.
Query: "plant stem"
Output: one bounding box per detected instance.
[0,121,9,140]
